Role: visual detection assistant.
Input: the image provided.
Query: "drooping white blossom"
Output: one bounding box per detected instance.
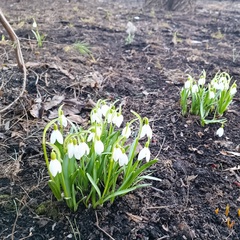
[216,127,224,137]
[49,152,62,177]
[121,124,131,139]
[138,147,151,162]
[112,113,123,128]
[94,139,104,155]
[50,125,63,144]
[140,123,152,139]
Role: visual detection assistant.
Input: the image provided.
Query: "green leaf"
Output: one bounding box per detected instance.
[48,180,62,200]
[86,173,102,199]
[104,184,150,202]
[139,175,162,181]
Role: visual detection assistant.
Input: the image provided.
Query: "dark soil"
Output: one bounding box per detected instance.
[0,0,240,239]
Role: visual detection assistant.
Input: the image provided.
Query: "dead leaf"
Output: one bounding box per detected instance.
[126,212,147,222]
[44,95,65,111]
[187,175,198,182]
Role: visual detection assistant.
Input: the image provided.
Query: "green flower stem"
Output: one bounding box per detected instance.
[101,158,114,201]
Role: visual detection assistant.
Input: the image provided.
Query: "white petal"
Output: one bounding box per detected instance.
[119,153,128,166]
[49,160,62,177]
[59,115,68,127]
[216,127,224,137]
[95,140,104,155]
[140,124,152,139]
[67,142,74,158]
[50,130,63,144]
[122,126,131,138]
[113,114,123,128]
[198,77,205,85]
[101,105,110,116]
[209,91,215,99]
[74,144,84,160]
[87,132,95,142]
[107,112,114,123]
[230,87,237,95]
[192,84,198,93]
[113,147,122,162]
[82,142,90,155]
[138,147,151,162]
[184,81,191,89]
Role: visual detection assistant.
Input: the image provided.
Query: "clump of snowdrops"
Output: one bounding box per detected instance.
[180,71,237,137]
[42,100,158,211]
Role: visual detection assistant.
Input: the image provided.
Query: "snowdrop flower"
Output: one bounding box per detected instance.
[107,109,115,124]
[112,113,123,128]
[209,91,215,99]
[59,112,68,127]
[121,123,131,139]
[113,146,122,162]
[140,118,152,139]
[216,82,224,91]
[184,80,191,89]
[87,131,95,142]
[100,104,110,117]
[216,127,224,137]
[32,19,37,28]
[94,138,104,155]
[91,109,102,123]
[118,151,128,166]
[112,146,128,166]
[67,140,75,158]
[49,152,62,177]
[198,77,205,85]
[230,84,237,95]
[50,124,63,144]
[126,22,137,35]
[74,141,90,160]
[138,146,151,162]
[191,84,198,94]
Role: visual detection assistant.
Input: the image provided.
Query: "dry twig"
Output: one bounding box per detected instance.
[0,8,27,113]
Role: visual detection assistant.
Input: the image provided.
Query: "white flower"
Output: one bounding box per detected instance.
[49,159,62,177]
[209,91,215,99]
[50,128,63,144]
[87,132,95,142]
[198,77,205,85]
[100,104,110,117]
[126,22,137,35]
[138,147,151,162]
[119,152,128,166]
[59,114,68,127]
[184,80,191,89]
[74,142,90,159]
[91,110,102,123]
[112,113,123,128]
[113,147,128,166]
[67,141,75,158]
[95,139,104,155]
[230,86,237,95]
[113,147,122,162]
[216,127,224,137]
[216,82,224,91]
[107,110,115,124]
[191,84,198,94]
[140,123,152,139]
[32,19,37,28]
[121,124,131,138]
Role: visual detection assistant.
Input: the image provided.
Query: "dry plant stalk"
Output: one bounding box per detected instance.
[0,8,27,113]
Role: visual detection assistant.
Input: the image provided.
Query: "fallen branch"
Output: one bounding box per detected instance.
[0,8,27,113]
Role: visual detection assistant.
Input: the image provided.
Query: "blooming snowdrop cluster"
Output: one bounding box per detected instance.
[180,71,237,136]
[42,100,158,211]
